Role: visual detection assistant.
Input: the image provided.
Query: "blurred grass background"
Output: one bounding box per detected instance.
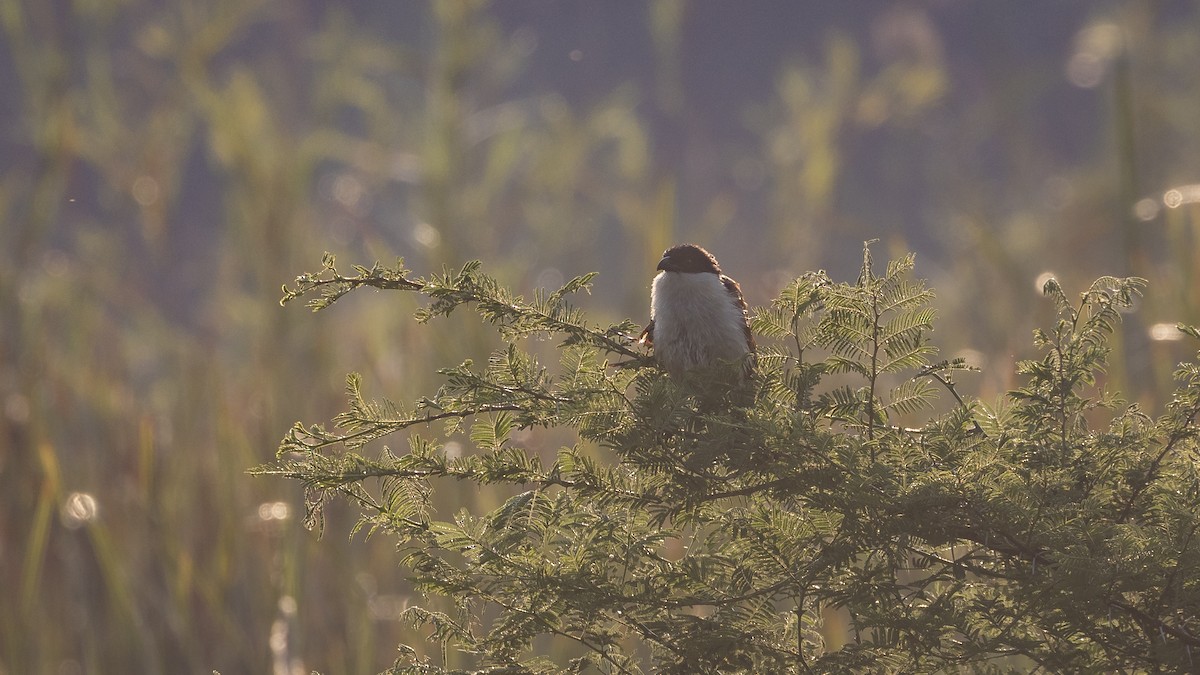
[1,1,1198,673]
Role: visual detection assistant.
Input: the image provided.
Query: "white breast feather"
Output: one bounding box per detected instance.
[650,271,749,376]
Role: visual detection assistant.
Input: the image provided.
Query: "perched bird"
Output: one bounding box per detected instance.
[640,244,756,379]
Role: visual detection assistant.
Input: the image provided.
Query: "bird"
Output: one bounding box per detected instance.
[639,244,756,379]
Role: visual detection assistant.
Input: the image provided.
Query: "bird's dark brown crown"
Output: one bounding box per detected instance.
[657,244,722,274]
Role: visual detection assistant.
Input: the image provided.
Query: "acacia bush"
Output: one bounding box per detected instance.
[258,246,1200,673]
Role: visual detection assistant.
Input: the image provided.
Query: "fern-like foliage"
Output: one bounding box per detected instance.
[256,246,1200,673]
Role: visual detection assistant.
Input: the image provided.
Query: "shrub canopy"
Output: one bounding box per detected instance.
[259,247,1200,673]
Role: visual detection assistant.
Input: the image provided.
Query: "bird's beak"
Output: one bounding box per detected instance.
[656,256,672,272]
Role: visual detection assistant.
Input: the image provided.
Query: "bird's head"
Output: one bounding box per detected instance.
[656,244,722,275]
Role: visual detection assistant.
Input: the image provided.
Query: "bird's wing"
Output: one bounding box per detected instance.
[638,319,654,347]
[721,275,756,353]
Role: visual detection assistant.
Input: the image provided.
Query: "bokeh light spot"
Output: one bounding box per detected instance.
[1035,272,1057,294]
[1149,323,1183,342]
[132,176,160,206]
[61,492,98,529]
[1133,198,1159,221]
